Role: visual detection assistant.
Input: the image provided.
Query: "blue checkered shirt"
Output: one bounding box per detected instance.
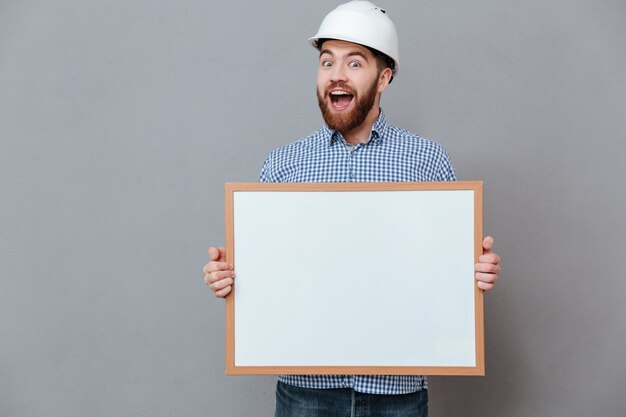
[259,109,456,394]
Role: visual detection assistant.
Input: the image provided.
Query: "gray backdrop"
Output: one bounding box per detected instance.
[1,1,625,416]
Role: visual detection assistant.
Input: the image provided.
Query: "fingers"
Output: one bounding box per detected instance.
[205,246,234,298]
[475,270,498,283]
[214,285,232,298]
[477,280,495,291]
[204,269,234,284]
[474,261,500,274]
[203,260,233,275]
[475,260,500,292]
[476,272,497,291]
[476,236,500,292]
[207,276,234,298]
[478,253,500,264]
[203,268,235,298]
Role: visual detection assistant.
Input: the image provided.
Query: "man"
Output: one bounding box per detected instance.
[203,2,501,416]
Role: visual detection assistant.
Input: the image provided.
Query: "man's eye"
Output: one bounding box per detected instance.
[348,61,361,68]
[322,61,333,67]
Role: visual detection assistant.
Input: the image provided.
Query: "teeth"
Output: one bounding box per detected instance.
[330,91,351,96]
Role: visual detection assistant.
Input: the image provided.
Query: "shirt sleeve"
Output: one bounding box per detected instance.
[259,153,273,183]
[436,147,457,181]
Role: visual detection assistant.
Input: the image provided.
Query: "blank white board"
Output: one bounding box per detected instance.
[224,182,484,375]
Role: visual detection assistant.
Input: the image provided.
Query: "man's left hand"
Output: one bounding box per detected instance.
[475,236,500,291]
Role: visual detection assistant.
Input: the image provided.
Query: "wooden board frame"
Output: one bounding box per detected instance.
[224,181,484,376]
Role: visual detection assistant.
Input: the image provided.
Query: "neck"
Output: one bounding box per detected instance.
[342,106,381,145]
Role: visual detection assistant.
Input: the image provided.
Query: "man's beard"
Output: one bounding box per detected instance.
[317,78,378,135]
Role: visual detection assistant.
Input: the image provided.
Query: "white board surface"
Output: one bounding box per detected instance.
[228,185,481,372]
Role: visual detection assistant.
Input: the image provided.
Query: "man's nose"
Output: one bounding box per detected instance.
[330,64,347,82]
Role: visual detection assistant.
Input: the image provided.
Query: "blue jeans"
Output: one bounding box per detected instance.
[275,381,428,417]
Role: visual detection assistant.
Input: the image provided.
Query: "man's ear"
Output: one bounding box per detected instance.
[377,68,393,93]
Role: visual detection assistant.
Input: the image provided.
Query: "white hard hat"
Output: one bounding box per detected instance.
[309,1,400,76]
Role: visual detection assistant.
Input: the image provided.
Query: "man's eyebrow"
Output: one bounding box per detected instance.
[319,49,369,61]
[346,51,368,60]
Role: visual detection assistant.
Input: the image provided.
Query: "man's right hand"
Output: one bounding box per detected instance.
[203,246,234,298]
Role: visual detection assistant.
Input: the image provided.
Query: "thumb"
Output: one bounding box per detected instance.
[208,246,226,262]
[483,236,494,253]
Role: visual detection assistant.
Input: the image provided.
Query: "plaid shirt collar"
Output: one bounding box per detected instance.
[323,108,388,147]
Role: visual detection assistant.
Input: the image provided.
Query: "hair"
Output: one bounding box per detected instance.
[366,46,395,84]
[316,38,395,83]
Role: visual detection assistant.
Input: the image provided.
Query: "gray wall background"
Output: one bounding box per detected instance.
[1,1,625,416]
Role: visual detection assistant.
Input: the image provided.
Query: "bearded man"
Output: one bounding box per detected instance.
[203,2,501,416]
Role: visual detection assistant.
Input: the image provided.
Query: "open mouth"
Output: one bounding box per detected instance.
[329,90,354,111]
